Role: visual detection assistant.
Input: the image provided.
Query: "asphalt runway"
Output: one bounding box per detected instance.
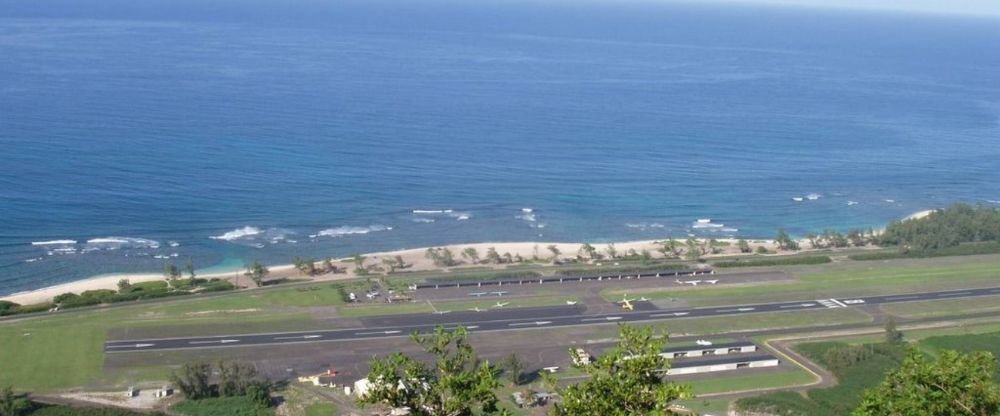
[104,286,1000,353]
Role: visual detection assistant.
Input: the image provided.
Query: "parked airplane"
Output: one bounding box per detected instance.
[695,339,713,346]
[468,292,487,297]
[704,279,719,285]
[494,301,510,308]
[470,307,485,312]
[432,310,452,315]
[565,300,579,306]
[683,280,702,286]
[491,291,509,296]
[617,294,636,311]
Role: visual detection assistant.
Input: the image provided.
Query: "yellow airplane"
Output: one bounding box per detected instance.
[617,294,636,311]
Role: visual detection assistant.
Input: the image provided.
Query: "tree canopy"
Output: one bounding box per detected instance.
[854,349,1000,416]
[879,203,1000,250]
[552,324,692,416]
[357,326,502,416]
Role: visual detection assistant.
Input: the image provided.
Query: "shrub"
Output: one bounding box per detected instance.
[713,256,831,268]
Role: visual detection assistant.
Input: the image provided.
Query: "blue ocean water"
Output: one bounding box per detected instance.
[2,0,1000,295]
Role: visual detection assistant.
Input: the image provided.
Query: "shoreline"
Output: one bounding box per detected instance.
[1,210,937,306]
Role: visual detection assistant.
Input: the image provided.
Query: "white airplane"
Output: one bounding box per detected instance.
[494,301,510,308]
[491,291,509,297]
[565,300,579,306]
[683,280,702,286]
[433,310,452,315]
[704,279,719,285]
[695,339,713,346]
[542,366,560,373]
[468,292,487,297]
[470,307,486,312]
[617,294,636,311]
[638,296,649,302]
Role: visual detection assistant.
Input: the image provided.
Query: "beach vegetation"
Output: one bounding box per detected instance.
[163,263,182,281]
[552,324,693,416]
[292,257,319,276]
[849,241,1000,261]
[351,254,366,270]
[503,252,515,263]
[854,349,1000,416]
[712,255,831,268]
[485,247,502,264]
[185,260,196,279]
[244,261,269,287]
[737,239,751,253]
[605,243,618,260]
[775,229,800,250]
[578,243,597,259]
[639,249,652,264]
[0,301,20,317]
[754,245,769,254]
[461,247,480,264]
[357,326,503,416]
[424,247,459,267]
[878,203,1000,250]
[116,279,131,292]
[546,244,561,262]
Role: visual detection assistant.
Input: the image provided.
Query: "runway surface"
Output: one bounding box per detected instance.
[104,286,1000,353]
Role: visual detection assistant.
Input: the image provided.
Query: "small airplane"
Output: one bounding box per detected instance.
[682,280,702,286]
[468,292,487,297]
[491,291,509,297]
[542,366,560,373]
[695,339,713,346]
[494,301,510,308]
[470,307,486,312]
[704,279,719,285]
[638,296,649,302]
[432,310,452,315]
[617,294,636,311]
[565,300,579,306]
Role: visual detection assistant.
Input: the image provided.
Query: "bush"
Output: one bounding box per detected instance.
[425,271,542,284]
[0,300,19,316]
[30,405,165,416]
[849,242,1000,261]
[713,256,831,268]
[558,263,689,277]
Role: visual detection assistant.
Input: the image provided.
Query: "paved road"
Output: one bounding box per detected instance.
[104,286,1000,353]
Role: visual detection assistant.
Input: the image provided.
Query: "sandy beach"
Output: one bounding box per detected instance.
[1,210,934,306]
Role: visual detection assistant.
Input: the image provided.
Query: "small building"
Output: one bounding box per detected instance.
[667,354,779,376]
[125,387,138,398]
[154,386,173,398]
[660,341,757,359]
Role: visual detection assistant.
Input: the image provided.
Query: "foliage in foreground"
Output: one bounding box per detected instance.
[854,349,1000,416]
[357,326,503,416]
[552,324,693,416]
[171,361,271,409]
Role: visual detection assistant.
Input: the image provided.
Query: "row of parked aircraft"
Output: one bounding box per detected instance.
[676,279,719,286]
[468,291,509,297]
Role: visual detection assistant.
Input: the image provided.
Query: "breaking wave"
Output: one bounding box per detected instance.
[210,226,262,241]
[311,224,392,238]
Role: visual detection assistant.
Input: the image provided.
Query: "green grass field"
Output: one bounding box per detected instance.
[335,295,578,318]
[686,368,814,395]
[603,257,1000,307]
[879,295,1000,318]
[304,403,336,416]
[588,308,873,338]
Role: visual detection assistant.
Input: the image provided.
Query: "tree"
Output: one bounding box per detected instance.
[639,249,652,264]
[737,239,752,253]
[854,349,1000,416]
[884,317,903,344]
[217,361,268,398]
[806,233,820,249]
[171,362,213,400]
[503,252,514,264]
[578,243,597,259]
[353,254,367,270]
[547,245,561,262]
[461,247,480,264]
[500,353,525,386]
[685,238,701,260]
[485,247,502,264]
[552,324,693,416]
[358,326,502,416]
[163,263,181,281]
[323,258,336,273]
[185,260,196,279]
[775,229,800,251]
[244,260,269,287]
[117,279,131,293]
[605,243,618,260]
[0,386,30,416]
